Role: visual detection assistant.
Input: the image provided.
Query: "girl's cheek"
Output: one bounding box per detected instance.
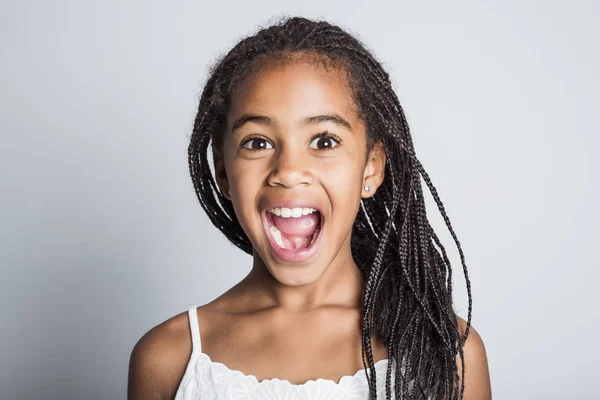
[325,160,360,183]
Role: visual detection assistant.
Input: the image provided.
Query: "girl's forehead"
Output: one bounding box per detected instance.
[229,60,358,120]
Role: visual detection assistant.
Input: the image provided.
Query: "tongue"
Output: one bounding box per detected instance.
[271,212,320,250]
[272,212,320,237]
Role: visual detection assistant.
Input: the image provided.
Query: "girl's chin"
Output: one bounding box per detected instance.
[267,267,325,286]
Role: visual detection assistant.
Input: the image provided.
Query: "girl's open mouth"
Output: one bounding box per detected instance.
[261,208,324,263]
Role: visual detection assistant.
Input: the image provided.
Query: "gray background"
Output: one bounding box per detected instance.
[1,0,598,398]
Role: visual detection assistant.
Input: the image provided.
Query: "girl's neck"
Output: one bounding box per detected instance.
[232,252,366,313]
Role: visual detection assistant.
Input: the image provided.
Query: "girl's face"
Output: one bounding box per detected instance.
[214,57,385,286]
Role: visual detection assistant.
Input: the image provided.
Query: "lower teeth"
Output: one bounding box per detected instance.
[308,227,320,245]
[269,225,320,250]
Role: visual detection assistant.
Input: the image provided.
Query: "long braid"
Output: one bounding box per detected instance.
[188,16,472,399]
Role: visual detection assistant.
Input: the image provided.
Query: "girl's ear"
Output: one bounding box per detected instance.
[362,140,386,199]
[212,145,231,200]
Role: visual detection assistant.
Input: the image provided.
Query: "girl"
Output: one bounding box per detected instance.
[128,16,491,400]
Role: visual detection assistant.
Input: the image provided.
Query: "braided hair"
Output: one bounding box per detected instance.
[188,15,472,400]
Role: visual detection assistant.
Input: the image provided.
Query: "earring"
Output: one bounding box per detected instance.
[364,185,371,192]
[228,189,231,195]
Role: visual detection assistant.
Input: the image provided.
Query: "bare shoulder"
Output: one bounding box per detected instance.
[127,309,195,400]
[455,315,492,400]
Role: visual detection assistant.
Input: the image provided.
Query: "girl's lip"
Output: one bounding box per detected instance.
[260,200,324,216]
[261,209,325,264]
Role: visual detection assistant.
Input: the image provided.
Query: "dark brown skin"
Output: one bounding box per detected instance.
[128,58,491,399]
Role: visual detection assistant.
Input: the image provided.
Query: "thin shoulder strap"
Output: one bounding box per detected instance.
[187,305,202,353]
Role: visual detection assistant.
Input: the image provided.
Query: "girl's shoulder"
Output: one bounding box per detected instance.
[454,315,492,399]
[128,303,217,399]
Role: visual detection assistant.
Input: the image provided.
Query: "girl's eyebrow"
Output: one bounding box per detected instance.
[231,113,353,133]
[305,114,353,132]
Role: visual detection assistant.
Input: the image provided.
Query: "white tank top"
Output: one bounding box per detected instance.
[174,305,398,399]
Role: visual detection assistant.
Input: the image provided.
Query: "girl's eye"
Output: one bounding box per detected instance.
[241,133,341,151]
[310,133,341,150]
[242,137,273,151]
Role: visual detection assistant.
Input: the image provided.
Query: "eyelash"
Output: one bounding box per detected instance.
[241,131,342,152]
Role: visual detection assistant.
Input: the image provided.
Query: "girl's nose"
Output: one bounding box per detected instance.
[267,146,314,189]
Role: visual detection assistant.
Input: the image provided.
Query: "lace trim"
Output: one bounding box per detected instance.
[196,349,392,387]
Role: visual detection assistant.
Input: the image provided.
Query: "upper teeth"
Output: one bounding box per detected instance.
[269,207,317,218]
